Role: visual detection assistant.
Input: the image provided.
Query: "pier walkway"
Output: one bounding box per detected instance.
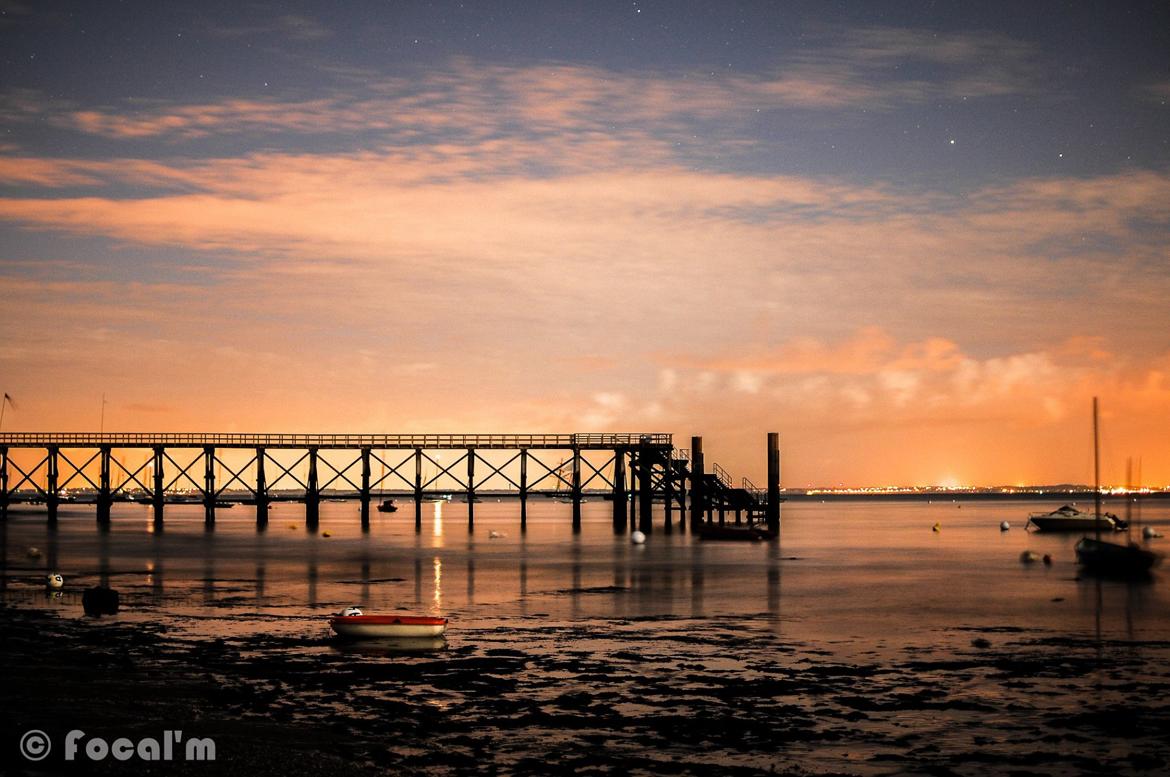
[0,432,781,537]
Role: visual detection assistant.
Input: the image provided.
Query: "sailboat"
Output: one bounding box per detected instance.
[1074,398,1160,577]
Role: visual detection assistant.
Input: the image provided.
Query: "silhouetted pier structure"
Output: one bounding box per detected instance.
[0,432,781,536]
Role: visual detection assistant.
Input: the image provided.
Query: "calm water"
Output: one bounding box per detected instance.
[2,497,1168,651]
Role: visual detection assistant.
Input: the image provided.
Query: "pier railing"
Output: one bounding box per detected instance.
[0,432,672,450]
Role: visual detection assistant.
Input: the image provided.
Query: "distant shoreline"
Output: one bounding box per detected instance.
[781,490,1170,502]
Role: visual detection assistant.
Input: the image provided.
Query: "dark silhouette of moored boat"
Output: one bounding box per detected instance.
[1026,504,1125,532]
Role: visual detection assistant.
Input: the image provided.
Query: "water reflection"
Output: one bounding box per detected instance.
[767,540,781,622]
[690,542,705,617]
[331,636,447,656]
[413,555,422,606]
[432,556,442,613]
[202,531,215,604]
[466,556,475,606]
[97,525,109,588]
[432,501,443,542]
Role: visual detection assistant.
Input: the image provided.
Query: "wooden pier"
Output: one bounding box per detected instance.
[0,432,781,536]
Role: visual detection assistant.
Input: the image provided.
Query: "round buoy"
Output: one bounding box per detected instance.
[1042,554,1053,566]
[26,547,41,559]
[1020,550,1040,564]
[932,522,941,533]
[47,573,64,589]
[1000,521,1011,531]
[488,530,506,539]
[1142,526,1162,539]
[631,530,646,545]
[321,531,331,538]
[288,523,297,530]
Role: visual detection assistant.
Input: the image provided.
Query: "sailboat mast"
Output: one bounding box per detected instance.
[1093,396,1101,543]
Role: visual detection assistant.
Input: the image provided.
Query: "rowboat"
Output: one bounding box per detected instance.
[329,607,447,639]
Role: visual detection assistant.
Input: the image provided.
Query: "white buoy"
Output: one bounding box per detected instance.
[1143,526,1163,539]
[1000,521,1011,531]
[47,573,64,589]
[488,530,506,539]
[630,530,646,545]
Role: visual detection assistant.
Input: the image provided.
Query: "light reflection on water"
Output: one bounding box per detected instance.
[0,498,1167,654]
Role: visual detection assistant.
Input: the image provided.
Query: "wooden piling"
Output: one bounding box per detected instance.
[203,446,215,526]
[571,446,582,532]
[767,432,780,534]
[306,448,319,530]
[520,449,528,531]
[97,445,112,525]
[0,446,7,521]
[45,446,59,525]
[638,441,652,535]
[255,447,268,528]
[414,448,423,532]
[612,448,626,532]
[151,446,164,525]
[663,451,674,532]
[466,448,475,530]
[360,447,371,531]
[689,436,704,531]
[628,451,638,532]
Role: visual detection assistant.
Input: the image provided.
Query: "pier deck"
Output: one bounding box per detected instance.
[0,432,780,537]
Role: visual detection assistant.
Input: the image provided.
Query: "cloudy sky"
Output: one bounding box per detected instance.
[1,1,1168,487]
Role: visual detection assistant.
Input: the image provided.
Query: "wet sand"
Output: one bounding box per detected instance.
[4,605,1170,776]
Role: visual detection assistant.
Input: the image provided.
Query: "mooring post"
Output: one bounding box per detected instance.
[203,446,215,526]
[520,449,528,532]
[467,448,475,530]
[306,447,320,530]
[612,448,626,533]
[571,446,582,532]
[0,446,8,521]
[677,456,687,534]
[97,445,112,525]
[414,448,423,532]
[638,439,653,535]
[767,432,781,535]
[689,436,704,531]
[255,447,268,528]
[357,447,370,531]
[151,445,164,525]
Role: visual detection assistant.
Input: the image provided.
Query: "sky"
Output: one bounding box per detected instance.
[1,0,1169,488]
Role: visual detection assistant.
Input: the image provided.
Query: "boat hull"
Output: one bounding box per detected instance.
[1027,516,1119,532]
[330,615,447,639]
[1075,537,1160,576]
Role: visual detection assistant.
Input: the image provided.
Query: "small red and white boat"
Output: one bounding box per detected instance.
[329,607,447,639]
